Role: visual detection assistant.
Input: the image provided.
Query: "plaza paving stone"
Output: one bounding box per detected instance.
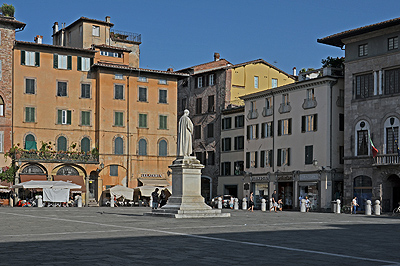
[0,207,399,265]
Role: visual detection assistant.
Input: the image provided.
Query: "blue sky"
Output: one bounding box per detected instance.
[7,0,400,74]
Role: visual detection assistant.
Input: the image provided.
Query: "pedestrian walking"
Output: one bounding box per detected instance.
[271,190,278,212]
[277,198,283,211]
[229,196,234,209]
[305,196,311,212]
[351,196,359,214]
[151,188,159,209]
[247,192,254,212]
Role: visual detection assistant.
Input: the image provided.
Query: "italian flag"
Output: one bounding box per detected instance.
[369,134,378,158]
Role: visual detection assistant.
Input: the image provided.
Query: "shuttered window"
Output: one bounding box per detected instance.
[138,139,147,156]
[81,84,90,98]
[159,89,167,103]
[158,140,167,156]
[114,84,124,100]
[159,115,167,130]
[57,110,72,125]
[139,114,147,128]
[57,81,68,97]
[25,78,36,94]
[57,136,67,151]
[114,137,123,155]
[81,111,90,126]
[25,107,35,122]
[81,137,90,153]
[114,112,124,127]
[138,87,147,102]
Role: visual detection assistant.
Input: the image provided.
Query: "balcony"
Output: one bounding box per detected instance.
[17,150,99,164]
[110,29,141,44]
[278,103,291,114]
[262,107,273,117]
[302,98,317,109]
[373,154,400,166]
[247,110,258,120]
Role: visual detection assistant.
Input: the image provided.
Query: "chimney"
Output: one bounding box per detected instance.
[214,52,220,61]
[167,67,173,72]
[105,16,111,23]
[34,35,43,44]
[53,22,58,34]
[293,67,297,76]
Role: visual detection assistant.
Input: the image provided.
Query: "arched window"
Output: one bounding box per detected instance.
[0,96,4,116]
[355,120,370,156]
[57,136,67,151]
[81,137,90,153]
[158,139,167,156]
[138,139,147,156]
[353,175,372,211]
[24,134,37,150]
[114,137,123,155]
[384,117,399,154]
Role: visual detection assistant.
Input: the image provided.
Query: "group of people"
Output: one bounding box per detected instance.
[151,188,168,209]
[271,190,283,212]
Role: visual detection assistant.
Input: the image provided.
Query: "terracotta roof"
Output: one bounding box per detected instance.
[93,44,130,52]
[15,41,96,53]
[318,17,400,47]
[93,62,189,77]
[177,59,231,73]
[60,16,114,32]
[230,59,295,80]
[0,16,25,28]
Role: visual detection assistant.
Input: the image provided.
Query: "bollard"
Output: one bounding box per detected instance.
[37,195,43,208]
[77,196,82,207]
[365,200,372,215]
[261,199,266,212]
[9,195,13,207]
[234,198,239,210]
[269,198,273,212]
[374,200,381,216]
[242,198,247,210]
[300,199,306,212]
[218,197,222,209]
[149,198,153,209]
[336,199,341,214]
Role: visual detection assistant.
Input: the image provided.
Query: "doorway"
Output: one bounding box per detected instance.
[387,175,400,211]
[278,182,293,209]
[224,185,238,197]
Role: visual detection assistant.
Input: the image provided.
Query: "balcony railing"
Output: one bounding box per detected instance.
[262,107,273,117]
[18,150,99,164]
[247,110,258,119]
[373,154,400,166]
[110,29,141,43]
[278,103,291,114]
[302,98,317,109]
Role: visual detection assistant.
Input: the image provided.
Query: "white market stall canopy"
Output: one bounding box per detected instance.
[12,180,81,190]
[134,185,171,197]
[106,185,135,201]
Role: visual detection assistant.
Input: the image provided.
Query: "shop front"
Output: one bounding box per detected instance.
[298,173,320,211]
[277,174,293,209]
[250,175,270,210]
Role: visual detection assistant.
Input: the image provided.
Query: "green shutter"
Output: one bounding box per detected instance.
[67,55,72,70]
[35,52,40,67]
[21,51,25,65]
[25,107,30,122]
[57,110,62,124]
[67,110,72,124]
[77,56,82,71]
[53,54,58,69]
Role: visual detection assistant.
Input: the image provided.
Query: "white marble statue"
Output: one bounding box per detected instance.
[177,109,193,157]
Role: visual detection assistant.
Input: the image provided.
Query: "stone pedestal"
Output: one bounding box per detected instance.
[147,156,230,218]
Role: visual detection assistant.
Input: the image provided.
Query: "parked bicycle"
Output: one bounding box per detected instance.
[393,202,400,216]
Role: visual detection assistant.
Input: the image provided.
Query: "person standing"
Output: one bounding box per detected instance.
[352,196,359,214]
[305,196,311,212]
[247,192,254,212]
[272,190,278,212]
[151,188,159,209]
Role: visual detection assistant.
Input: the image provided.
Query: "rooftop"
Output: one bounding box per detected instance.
[15,40,96,53]
[93,62,189,77]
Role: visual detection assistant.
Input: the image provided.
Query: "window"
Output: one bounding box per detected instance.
[272,78,278,88]
[209,74,214,86]
[222,138,231,152]
[194,125,201,139]
[110,165,118,176]
[81,84,90,99]
[81,137,90,153]
[114,112,124,127]
[181,98,187,111]
[234,136,244,150]
[197,77,203,88]
[114,137,123,154]
[100,51,122,58]
[207,123,214,138]
[196,152,205,165]
[246,152,258,168]
[208,95,215,112]
[159,89,167,103]
[25,107,35,123]
[254,76,259,88]
[54,54,72,70]
[301,114,318,132]
[386,127,399,154]
[355,73,373,99]
[0,131,3,153]
[158,79,167,85]
[57,136,67,151]
[339,146,344,164]
[138,76,148,82]
[277,119,292,136]
[235,115,244,128]
[138,139,147,156]
[115,74,123,80]
[57,110,72,125]
[196,98,202,114]
[222,117,232,130]
[357,130,369,156]
[57,81,68,97]
[221,162,231,176]
[138,87,147,102]
[25,78,36,94]
[92,25,100,36]
[0,96,3,116]
[77,57,90,71]
[388,37,398,50]
[339,114,344,131]
[261,122,274,138]
[234,161,244,175]
[307,88,315,100]
[305,145,313,165]
[358,44,368,57]
[24,134,37,150]
[250,101,256,112]
[282,94,289,104]
[207,151,215,165]
[81,111,90,126]
[277,148,290,166]
[139,114,147,128]
[265,97,272,109]
[159,115,167,130]
[384,68,400,95]
[21,51,40,67]
[159,139,167,156]
[114,84,124,100]
[261,150,273,167]
[247,124,259,140]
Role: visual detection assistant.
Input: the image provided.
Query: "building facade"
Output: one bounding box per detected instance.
[318,17,400,212]
[241,67,344,210]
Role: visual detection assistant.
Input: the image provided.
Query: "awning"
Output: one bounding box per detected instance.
[20,174,47,182]
[53,175,85,192]
[138,178,170,187]
[0,181,12,192]
[104,185,134,201]
[12,180,81,189]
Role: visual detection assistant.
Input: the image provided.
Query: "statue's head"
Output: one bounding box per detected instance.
[184,109,190,116]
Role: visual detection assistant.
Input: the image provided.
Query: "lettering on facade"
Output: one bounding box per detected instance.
[299,174,319,181]
[250,176,270,182]
[140,173,163,178]
[277,175,292,181]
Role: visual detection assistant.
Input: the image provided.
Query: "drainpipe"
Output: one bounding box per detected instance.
[126,76,130,187]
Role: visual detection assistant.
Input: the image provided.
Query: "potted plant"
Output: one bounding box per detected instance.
[1,3,15,17]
